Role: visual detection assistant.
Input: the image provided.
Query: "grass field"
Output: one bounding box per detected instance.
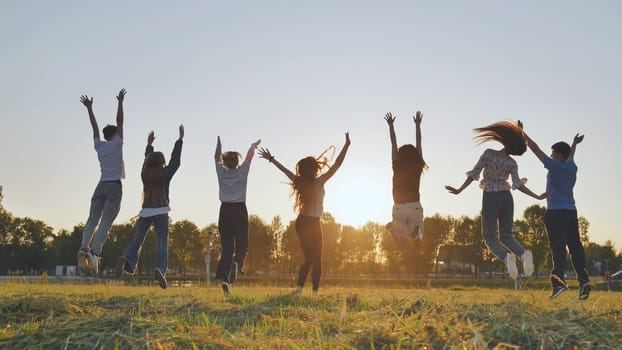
[1,281,621,349]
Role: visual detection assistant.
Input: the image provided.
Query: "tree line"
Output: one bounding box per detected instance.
[1,186,620,277]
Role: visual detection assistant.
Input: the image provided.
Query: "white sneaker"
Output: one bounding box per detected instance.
[522,250,534,277]
[505,254,518,280]
[87,253,100,275]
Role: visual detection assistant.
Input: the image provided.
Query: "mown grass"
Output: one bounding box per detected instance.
[0,282,620,349]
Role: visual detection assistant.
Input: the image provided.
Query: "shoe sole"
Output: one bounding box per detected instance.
[579,285,591,300]
[506,254,518,280]
[229,262,238,284]
[154,269,167,289]
[549,287,568,300]
[222,283,231,296]
[77,252,90,274]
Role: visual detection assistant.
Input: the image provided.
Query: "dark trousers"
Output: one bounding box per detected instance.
[124,214,169,273]
[296,215,323,291]
[216,202,249,282]
[544,209,589,287]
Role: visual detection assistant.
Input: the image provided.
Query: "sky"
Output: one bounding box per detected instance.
[1,1,620,248]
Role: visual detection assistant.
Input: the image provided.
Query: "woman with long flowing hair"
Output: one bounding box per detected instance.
[259,133,351,295]
[446,121,547,280]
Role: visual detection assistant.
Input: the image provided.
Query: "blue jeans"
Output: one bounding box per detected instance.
[481,191,525,261]
[123,214,169,273]
[81,181,122,255]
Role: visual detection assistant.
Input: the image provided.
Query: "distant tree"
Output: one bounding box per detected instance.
[578,216,590,246]
[321,212,341,275]
[169,220,203,274]
[245,215,276,273]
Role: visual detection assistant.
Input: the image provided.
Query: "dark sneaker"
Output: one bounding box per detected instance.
[229,262,238,284]
[114,256,130,278]
[222,282,231,296]
[548,284,569,300]
[154,268,167,289]
[77,249,90,274]
[579,282,592,300]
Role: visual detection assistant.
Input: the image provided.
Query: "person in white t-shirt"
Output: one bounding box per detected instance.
[77,89,127,276]
[214,136,261,295]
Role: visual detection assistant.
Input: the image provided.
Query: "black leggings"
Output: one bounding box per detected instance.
[216,202,249,282]
[544,209,589,286]
[296,215,323,291]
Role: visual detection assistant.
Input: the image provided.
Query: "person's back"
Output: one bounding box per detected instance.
[544,157,577,210]
[216,161,251,203]
[95,136,124,182]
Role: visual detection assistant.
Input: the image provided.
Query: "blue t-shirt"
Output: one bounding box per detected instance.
[543,156,577,210]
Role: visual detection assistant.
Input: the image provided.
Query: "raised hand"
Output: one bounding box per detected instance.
[116,88,127,103]
[345,132,351,146]
[573,133,584,145]
[384,112,396,126]
[179,124,185,140]
[148,131,155,145]
[80,95,93,109]
[517,120,524,130]
[258,147,273,161]
[445,185,461,195]
[413,111,423,125]
[252,139,261,148]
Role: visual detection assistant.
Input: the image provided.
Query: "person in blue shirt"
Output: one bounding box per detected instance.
[524,127,590,300]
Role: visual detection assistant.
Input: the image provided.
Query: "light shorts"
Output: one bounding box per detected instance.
[390,202,424,240]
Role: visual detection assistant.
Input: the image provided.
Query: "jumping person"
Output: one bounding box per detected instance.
[445,121,547,280]
[114,125,184,289]
[214,136,261,295]
[258,133,351,295]
[384,111,427,241]
[77,89,127,275]
[523,128,591,300]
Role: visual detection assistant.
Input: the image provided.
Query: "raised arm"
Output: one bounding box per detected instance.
[258,148,295,181]
[319,132,351,183]
[414,111,423,157]
[445,177,475,195]
[80,95,99,138]
[245,139,262,162]
[524,133,546,163]
[215,136,222,162]
[166,125,184,178]
[384,113,398,160]
[568,133,584,161]
[518,184,548,200]
[145,131,155,157]
[115,89,126,139]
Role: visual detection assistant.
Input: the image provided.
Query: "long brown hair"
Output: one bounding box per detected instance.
[291,147,334,213]
[473,121,527,156]
[396,144,427,175]
[141,152,167,207]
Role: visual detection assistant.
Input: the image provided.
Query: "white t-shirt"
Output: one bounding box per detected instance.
[215,160,251,203]
[139,206,170,218]
[94,136,125,182]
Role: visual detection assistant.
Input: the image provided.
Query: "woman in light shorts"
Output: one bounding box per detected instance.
[384,111,427,241]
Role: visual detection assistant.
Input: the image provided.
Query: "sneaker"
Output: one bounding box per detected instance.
[505,254,519,280]
[154,268,167,289]
[222,282,231,296]
[229,262,238,284]
[548,284,569,300]
[578,282,592,300]
[522,250,534,277]
[87,252,100,275]
[77,249,90,274]
[114,256,130,278]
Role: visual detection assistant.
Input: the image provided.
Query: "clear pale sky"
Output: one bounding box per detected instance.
[1,1,620,248]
